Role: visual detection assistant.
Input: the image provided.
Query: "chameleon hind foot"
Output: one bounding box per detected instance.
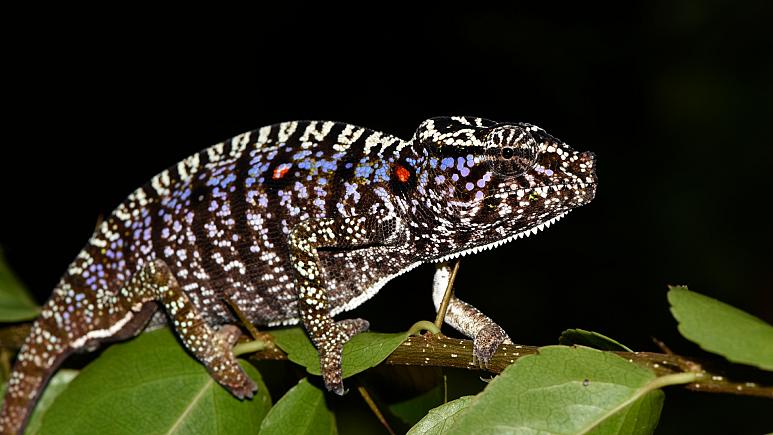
[317,318,369,395]
[208,325,258,399]
[124,260,257,399]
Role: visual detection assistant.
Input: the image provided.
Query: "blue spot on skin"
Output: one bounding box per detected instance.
[465,182,474,191]
[545,169,554,176]
[460,167,470,177]
[345,162,354,169]
[221,173,236,188]
[318,159,337,172]
[318,178,328,185]
[374,165,390,182]
[355,165,373,178]
[452,174,459,182]
[466,154,474,167]
[249,163,270,177]
[294,181,309,199]
[440,158,454,170]
[475,191,484,200]
[476,178,486,188]
[429,158,438,168]
[293,150,312,160]
[435,175,446,184]
[456,157,466,171]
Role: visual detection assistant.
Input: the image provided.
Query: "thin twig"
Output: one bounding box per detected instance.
[224,296,263,341]
[434,260,461,330]
[356,384,396,435]
[651,336,674,355]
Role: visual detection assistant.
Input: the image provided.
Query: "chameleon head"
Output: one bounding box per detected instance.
[405,116,597,260]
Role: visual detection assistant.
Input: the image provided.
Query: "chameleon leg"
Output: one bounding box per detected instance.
[432,262,512,367]
[120,259,257,398]
[288,214,402,394]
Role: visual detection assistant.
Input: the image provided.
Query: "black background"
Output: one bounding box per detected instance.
[2,3,771,433]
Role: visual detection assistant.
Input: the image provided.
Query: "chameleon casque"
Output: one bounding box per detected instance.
[0,116,596,433]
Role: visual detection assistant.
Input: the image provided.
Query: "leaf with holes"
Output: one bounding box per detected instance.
[259,378,336,435]
[442,346,695,435]
[37,328,271,434]
[669,286,773,371]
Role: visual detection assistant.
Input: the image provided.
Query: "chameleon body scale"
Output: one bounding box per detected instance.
[0,117,596,433]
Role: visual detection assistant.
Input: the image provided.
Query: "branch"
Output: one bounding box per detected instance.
[1,324,770,399]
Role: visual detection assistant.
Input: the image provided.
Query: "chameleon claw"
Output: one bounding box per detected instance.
[472,323,510,369]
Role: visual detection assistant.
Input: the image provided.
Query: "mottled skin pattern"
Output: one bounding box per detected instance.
[0,117,596,433]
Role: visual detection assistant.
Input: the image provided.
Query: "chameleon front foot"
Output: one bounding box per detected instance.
[316,318,369,395]
[472,323,512,368]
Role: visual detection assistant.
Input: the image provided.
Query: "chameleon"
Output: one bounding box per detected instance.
[0,116,596,433]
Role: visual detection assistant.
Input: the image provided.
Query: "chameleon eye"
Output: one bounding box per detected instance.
[486,125,539,176]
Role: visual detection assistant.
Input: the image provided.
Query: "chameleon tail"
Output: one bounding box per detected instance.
[0,300,77,434]
[0,274,135,434]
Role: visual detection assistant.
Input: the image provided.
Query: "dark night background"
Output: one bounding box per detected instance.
[2,3,771,433]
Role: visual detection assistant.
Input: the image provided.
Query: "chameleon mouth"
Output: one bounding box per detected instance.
[430,211,570,263]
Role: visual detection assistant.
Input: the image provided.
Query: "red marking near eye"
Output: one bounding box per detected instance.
[395,164,411,183]
[273,165,290,179]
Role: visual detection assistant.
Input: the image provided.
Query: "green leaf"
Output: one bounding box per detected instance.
[271,322,428,378]
[668,286,773,371]
[259,378,336,435]
[559,328,633,352]
[0,249,40,322]
[37,328,271,434]
[443,346,692,435]
[407,396,473,435]
[25,370,79,435]
[389,384,444,426]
